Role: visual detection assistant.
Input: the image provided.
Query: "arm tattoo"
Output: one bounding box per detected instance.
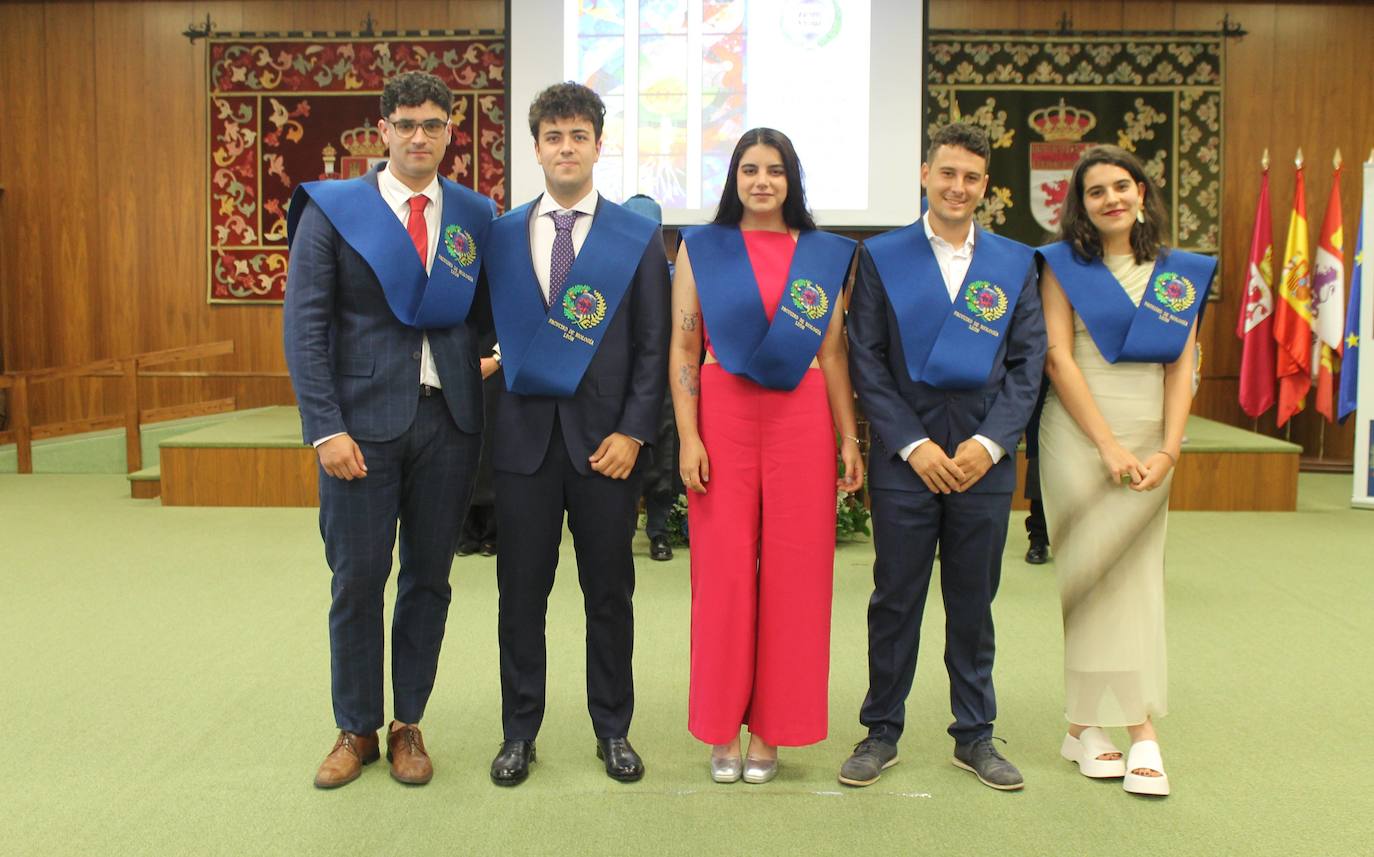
[680,312,698,332]
[678,364,699,397]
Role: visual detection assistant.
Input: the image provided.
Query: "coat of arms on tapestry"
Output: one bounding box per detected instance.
[927,34,1223,294]
[207,35,506,304]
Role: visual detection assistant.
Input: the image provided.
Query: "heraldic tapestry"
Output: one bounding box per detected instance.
[927,34,1223,290]
[207,35,506,304]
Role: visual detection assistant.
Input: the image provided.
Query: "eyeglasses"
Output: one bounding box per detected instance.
[387,118,449,138]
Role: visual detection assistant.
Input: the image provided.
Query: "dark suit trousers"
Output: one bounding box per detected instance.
[861,487,1011,745]
[321,393,480,734]
[494,419,640,741]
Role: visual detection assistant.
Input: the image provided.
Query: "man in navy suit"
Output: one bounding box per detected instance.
[839,124,1046,791]
[283,71,495,789]
[481,83,670,786]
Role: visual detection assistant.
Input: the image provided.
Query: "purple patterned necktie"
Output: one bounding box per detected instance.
[546,210,580,309]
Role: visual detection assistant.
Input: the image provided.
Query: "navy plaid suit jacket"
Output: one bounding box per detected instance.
[283,166,491,444]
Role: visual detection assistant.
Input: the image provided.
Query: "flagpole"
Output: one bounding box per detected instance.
[1255,144,1266,442]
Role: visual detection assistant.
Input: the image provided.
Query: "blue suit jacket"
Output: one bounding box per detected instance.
[283,166,493,444]
[487,195,671,476]
[847,227,1046,495]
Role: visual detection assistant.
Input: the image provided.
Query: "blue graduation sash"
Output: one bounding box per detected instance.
[681,225,857,391]
[485,197,657,398]
[867,223,1034,389]
[1039,241,1216,364]
[287,173,493,328]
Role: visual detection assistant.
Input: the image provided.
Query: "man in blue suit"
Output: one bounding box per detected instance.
[283,71,495,789]
[481,83,670,786]
[839,124,1046,791]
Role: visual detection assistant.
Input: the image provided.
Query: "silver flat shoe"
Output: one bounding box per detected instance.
[710,753,743,783]
[742,756,777,784]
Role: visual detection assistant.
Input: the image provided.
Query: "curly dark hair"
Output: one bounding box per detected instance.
[927,122,991,167]
[528,82,606,140]
[1058,145,1169,264]
[711,127,816,231]
[379,71,453,119]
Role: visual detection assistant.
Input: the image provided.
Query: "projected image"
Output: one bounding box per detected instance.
[567,0,868,211]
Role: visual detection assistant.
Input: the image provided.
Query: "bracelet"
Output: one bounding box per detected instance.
[843,433,861,445]
[1157,449,1177,464]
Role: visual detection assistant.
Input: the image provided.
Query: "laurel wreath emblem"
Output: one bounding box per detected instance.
[964,280,1008,322]
[443,225,478,267]
[1152,273,1196,313]
[789,278,830,320]
[562,284,607,330]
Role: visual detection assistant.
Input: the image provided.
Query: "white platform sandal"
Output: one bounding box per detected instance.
[1123,740,1170,796]
[1060,727,1127,778]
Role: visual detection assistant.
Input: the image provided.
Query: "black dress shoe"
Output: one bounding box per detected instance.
[595,737,644,782]
[490,739,535,786]
[1025,541,1050,565]
[455,540,479,557]
[648,535,673,562]
[479,540,498,557]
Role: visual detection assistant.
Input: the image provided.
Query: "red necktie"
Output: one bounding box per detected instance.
[406,195,428,265]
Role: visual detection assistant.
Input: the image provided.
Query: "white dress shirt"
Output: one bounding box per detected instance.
[897,213,1006,466]
[312,166,442,447]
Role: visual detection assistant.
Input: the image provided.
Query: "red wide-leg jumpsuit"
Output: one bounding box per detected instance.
[687,230,838,747]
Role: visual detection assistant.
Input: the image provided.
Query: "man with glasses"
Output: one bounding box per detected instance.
[284,71,497,789]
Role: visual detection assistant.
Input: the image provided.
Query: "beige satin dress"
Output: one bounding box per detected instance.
[1039,254,1170,727]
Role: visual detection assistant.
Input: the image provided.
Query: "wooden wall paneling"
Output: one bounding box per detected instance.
[395,2,451,29]
[447,0,503,30]
[289,0,385,32]
[140,2,202,416]
[1121,1,1178,29]
[1068,1,1125,29]
[92,2,150,424]
[234,1,293,33]
[927,0,1006,29]
[0,4,48,376]
[39,3,99,424]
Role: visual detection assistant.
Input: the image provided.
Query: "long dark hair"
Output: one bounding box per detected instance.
[711,128,817,231]
[1059,145,1169,263]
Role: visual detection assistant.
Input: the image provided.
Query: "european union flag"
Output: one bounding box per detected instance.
[1338,212,1363,422]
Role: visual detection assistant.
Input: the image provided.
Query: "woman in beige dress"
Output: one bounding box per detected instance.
[1037,146,1214,797]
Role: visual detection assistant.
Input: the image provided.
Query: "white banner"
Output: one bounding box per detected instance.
[1353,160,1374,509]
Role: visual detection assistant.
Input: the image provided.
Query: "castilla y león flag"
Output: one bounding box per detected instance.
[1237,167,1276,418]
[1274,159,1314,427]
[1312,162,1346,422]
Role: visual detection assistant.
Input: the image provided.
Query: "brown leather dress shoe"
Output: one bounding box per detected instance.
[387,723,434,785]
[314,730,380,789]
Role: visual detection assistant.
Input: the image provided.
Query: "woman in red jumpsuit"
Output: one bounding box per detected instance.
[670,127,864,783]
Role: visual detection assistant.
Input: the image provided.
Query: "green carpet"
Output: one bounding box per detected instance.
[1,473,1366,856]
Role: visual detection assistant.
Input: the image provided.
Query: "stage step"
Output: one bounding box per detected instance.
[128,465,161,499]
[158,407,315,507]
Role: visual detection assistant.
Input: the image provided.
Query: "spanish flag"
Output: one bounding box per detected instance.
[1274,154,1313,427]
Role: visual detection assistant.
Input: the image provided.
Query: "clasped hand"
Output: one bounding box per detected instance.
[1098,440,1172,491]
[908,439,992,494]
[589,432,640,480]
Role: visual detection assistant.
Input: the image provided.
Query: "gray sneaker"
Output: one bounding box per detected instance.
[952,736,1024,790]
[838,738,899,787]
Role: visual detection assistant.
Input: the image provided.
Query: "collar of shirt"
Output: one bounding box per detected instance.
[922,211,975,258]
[537,187,599,220]
[376,165,440,216]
